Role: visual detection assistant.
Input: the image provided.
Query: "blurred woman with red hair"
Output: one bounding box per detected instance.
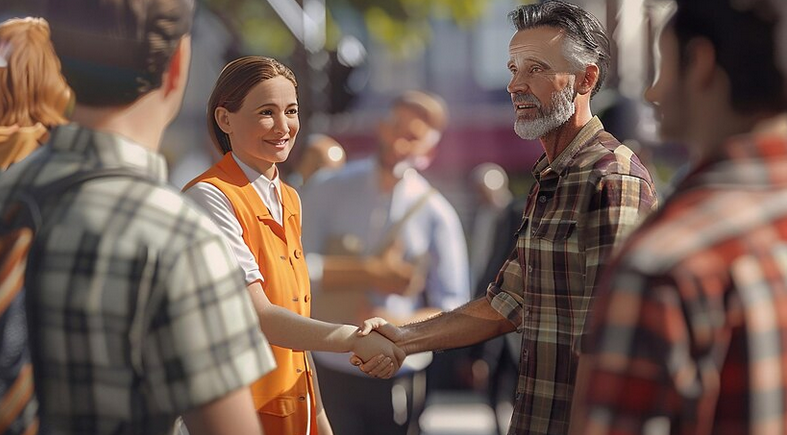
[0,17,71,170]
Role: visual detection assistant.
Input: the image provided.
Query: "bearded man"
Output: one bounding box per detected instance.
[352,2,659,434]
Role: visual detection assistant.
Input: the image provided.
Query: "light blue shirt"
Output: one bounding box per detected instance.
[301,157,470,316]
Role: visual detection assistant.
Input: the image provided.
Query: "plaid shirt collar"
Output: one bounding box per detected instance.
[532,116,604,180]
[49,123,168,182]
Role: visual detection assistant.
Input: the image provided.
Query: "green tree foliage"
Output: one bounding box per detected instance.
[202,0,498,57]
[1,0,515,58]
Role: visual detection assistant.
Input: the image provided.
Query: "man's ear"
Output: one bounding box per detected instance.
[215,107,232,134]
[684,37,717,90]
[162,36,190,97]
[576,64,600,95]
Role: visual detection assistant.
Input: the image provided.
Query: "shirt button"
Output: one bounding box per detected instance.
[527,265,533,273]
[538,195,547,203]
[298,396,306,402]
[279,255,286,260]
[296,368,303,373]
[292,297,299,302]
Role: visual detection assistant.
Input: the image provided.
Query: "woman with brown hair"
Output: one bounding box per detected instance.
[183,56,404,435]
[0,17,71,170]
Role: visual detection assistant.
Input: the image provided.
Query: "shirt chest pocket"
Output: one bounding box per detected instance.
[533,219,577,241]
[531,218,585,301]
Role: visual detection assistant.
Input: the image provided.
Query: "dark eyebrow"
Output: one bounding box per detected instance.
[526,58,552,70]
[254,102,299,111]
[508,56,553,71]
[254,103,274,111]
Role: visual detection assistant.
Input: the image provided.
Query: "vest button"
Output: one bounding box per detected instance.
[294,249,302,259]
[304,294,310,303]
[298,396,306,402]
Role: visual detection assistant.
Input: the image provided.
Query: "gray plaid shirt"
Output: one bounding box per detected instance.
[0,124,276,435]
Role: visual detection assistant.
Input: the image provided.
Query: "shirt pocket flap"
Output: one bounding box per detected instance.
[534,219,577,240]
[257,396,297,417]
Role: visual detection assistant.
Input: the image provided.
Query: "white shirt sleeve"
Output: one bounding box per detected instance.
[184,182,264,285]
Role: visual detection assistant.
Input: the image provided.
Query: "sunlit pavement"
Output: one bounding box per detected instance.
[420,391,501,435]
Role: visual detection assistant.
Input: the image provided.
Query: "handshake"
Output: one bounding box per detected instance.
[346,318,408,379]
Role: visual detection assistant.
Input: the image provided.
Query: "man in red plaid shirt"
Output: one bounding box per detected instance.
[571,0,787,434]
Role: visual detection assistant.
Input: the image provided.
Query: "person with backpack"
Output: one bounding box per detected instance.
[0,1,276,434]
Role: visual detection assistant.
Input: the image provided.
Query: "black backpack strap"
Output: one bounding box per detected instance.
[11,167,152,232]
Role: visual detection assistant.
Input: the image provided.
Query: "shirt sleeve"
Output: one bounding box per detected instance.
[299,178,329,254]
[576,270,694,435]
[485,241,526,331]
[184,182,264,285]
[299,179,331,289]
[581,174,658,337]
[422,195,471,311]
[144,226,277,414]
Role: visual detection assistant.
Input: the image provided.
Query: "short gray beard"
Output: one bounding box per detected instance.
[514,82,577,140]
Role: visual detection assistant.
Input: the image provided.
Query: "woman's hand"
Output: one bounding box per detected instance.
[350,317,408,378]
[349,330,405,379]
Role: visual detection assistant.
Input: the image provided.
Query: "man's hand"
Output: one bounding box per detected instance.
[349,330,405,379]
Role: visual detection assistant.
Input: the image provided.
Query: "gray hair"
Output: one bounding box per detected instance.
[509,0,611,96]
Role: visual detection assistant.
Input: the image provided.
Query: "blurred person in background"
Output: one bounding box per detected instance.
[183,56,404,435]
[427,163,515,398]
[354,2,658,434]
[469,162,514,288]
[0,17,71,170]
[287,133,346,193]
[571,0,787,433]
[301,90,471,435]
[0,0,278,433]
[455,163,519,435]
[467,193,528,435]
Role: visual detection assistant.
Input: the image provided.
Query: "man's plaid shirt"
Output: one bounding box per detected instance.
[577,131,787,434]
[486,117,658,435]
[0,125,276,434]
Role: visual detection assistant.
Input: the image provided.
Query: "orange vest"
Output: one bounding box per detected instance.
[184,153,317,435]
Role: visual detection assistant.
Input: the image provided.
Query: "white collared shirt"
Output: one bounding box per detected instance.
[184,153,297,285]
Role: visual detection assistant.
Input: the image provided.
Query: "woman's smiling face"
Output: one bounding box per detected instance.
[216,74,299,179]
